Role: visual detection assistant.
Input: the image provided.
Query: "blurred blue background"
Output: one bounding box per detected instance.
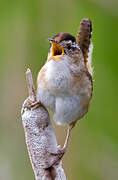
[0,0,118,179]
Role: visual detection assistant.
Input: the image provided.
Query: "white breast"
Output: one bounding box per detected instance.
[45,58,72,96]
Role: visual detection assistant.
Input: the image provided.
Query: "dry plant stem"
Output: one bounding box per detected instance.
[26,68,36,102]
[21,68,67,180]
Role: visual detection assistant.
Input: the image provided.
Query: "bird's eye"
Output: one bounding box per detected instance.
[67,44,71,50]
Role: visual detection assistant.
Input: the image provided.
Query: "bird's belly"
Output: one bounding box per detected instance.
[53,94,89,125]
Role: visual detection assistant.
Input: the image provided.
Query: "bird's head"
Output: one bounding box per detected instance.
[47,32,82,62]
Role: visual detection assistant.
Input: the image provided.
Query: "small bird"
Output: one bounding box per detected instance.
[37,18,93,154]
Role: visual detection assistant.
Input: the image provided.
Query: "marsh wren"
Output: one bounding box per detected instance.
[37,18,93,154]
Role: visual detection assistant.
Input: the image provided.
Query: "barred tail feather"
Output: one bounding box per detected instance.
[77,18,93,76]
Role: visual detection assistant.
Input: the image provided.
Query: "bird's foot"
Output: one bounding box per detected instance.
[45,146,66,169]
[50,145,66,160]
[30,101,41,108]
[24,98,41,110]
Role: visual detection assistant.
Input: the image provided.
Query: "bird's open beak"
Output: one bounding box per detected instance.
[48,38,64,60]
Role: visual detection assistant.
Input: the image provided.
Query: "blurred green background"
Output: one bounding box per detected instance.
[0,0,118,179]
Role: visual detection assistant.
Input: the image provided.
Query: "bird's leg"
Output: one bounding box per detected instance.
[58,121,76,155]
[48,122,76,167]
[62,123,74,152]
